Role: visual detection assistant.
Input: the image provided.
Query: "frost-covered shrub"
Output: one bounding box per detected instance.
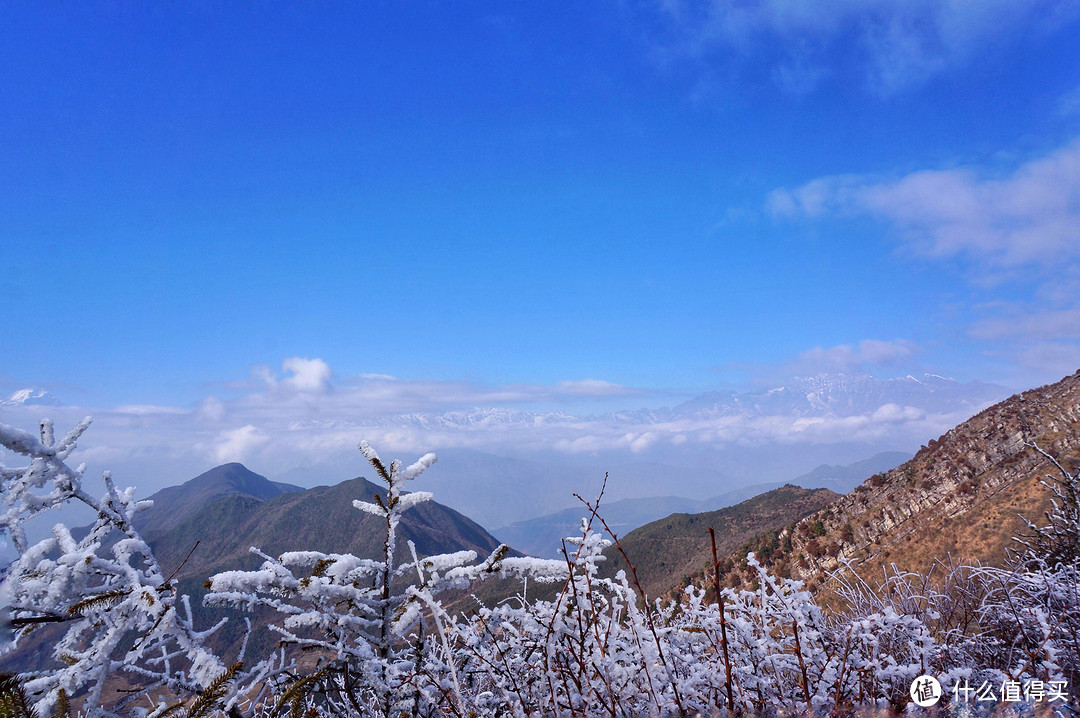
[202,441,566,717]
[969,444,1080,687]
[4,421,1080,716]
[452,520,686,716]
[0,418,249,717]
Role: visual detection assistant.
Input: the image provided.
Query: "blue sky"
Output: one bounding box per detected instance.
[2,2,1080,486]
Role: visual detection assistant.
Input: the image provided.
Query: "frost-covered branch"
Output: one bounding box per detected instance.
[204,440,566,717]
[0,418,259,717]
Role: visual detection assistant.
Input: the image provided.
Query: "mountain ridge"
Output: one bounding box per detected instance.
[598,485,841,600]
[493,451,910,558]
[707,369,1080,594]
[135,462,303,538]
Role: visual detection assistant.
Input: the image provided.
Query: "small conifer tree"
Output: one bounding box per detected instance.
[203,440,564,716]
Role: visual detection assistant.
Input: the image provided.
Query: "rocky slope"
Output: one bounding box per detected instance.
[747,369,1080,592]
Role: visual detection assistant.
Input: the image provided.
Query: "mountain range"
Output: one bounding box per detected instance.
[493,450,909,558]
[666,374,1005,419]
[643,368,1080,601]
[4,368,1072,676]
[128,368,1080,613]
[0,388,59,407]
[359,374,1006,428]
[0,373,1009,533]
[1,457,514,673]
[385,374,1004,526]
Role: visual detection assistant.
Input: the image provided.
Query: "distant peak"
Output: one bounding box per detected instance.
[0,388,60,407]
[184,462,270,491]
[197,461,254,475]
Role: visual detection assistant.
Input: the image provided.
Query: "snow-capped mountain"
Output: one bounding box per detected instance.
[371,408,581,429]
[287,374,1008,436]
[380,374,1009,430]
[668,374,1007,419]
[0,388,61,408]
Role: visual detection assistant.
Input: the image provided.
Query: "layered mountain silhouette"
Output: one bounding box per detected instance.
[136,464,507,586]
[2,460,514,673]
[494,451,909,559]
[788,451,911,493]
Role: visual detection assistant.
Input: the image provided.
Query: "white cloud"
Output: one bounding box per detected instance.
[657,0,1077,94]
[1,353,1009,503]
[1016,343,1080,378]
[796,339,918,373]
[197,396,227,423]
[281,357,333,393]
[769,137,1080,268]
[630,431,660,453]
[545,402,962,457]
[872,403,925,422]
[556,379,638,397]
[250,363,277,389]
[211,425,269,464]
[111,405,188,416]
[769,139,1080,387]
[767,174,866,218]
[3,394,944,473]
[219,358,644,416]
[970,308,1080,341]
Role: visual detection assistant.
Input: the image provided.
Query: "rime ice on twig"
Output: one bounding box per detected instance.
[204,439,565,716]
[0,418,263,717]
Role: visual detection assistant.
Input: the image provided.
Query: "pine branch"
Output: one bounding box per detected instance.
[66,589,130,616]
[0,674,37,718]
[51,688,69,718]
[272,667,330,718]
[8,613,73,629]
[187,661,243,718]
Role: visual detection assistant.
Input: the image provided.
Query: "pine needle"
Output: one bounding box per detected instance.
[311,558,334,578]
[51,688,69,718]
[187,661,242,718]
[0,674,38,718]
[66,589,130,616]
[272,667,329,718]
